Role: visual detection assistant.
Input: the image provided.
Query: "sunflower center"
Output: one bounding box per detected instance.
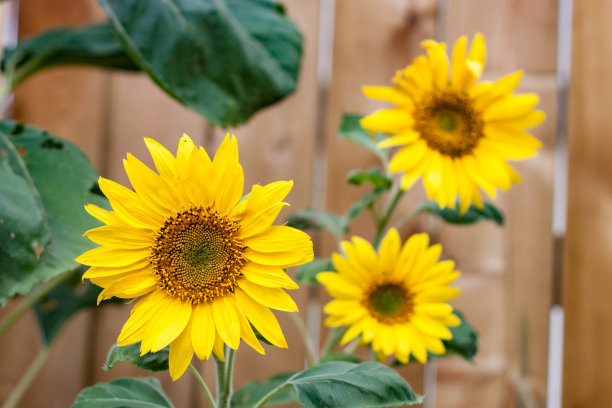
[413,90,484,158]
[366,282,414,324]
[150,206,246,304]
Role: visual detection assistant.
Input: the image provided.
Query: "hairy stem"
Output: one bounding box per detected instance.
[289,312,316,366]
[216,347,235,408]
[189,364,216,408]
[373,186,405,249]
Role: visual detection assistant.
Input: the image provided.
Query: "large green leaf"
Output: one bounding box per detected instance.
[232,372,297,407]
[286,362,422,408]
[104,343,170,372]
[0,121,107,305]
[33,268,103,344]
[339,114,388,163]
[0,133,51,304]
[72,377,173,408]
[99,0,303,127]
[416,200,504,226]
[1,23,138,89]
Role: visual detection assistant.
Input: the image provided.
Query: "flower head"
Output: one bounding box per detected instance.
[361,34,544,212]
[77,134,313,379]
[318,229,460,363]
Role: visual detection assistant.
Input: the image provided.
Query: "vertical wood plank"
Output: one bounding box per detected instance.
[563,1,612,405]
[442,1,558,406]
[0,1,110,406]
[322,0,438,396]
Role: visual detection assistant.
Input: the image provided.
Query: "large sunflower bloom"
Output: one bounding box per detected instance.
[361,34,545,212]
[77,134,313,380]
[318,229,460,363]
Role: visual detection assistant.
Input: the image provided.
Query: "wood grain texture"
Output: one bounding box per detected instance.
[440,1,558,406]
[563,1,612,405]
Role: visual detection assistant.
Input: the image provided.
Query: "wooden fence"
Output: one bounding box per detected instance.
[1,0,609,407]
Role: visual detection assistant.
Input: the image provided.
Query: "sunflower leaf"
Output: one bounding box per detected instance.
[344,188,386,222]
[339,114,388,163]
[231,372,298,407]
[285,361,422,408]
[295,259,334,285]
[104,343,170,372]
[1,23,138,89]
[417,200,504,226]
[318,352,362,364]
[286,208,346,239]
[33,267,106,345]
[72,377,172,408]
[0,121,107,305]
[98,0,303,127]
[347,168,392,190]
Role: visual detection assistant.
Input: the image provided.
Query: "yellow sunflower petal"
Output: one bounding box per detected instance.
[212,294,241,350]
[360,108,413,134]
[245,247,312,268]
[191,302,215,360]
[98,177,163,229]
[141,297,192,354]
[483,94,540,122]
[235,288,287,348]
[212,331,226,362]
[245,226,313,254]
[422,40,449,88]
[213,134,244,213]
[169,320,194,381]
[76,246,149,267]
[317,272,362,299]
[117,290,168,347]
[362,86,413,107]
[378,228,401,274]
[124,153,180,214]
[377,131,420,148]
[236,307,265,354]
[144,137,177,179]
[93,270,157,304]
[84,203,119,225]
[84,225,152,249]
[238,279,298,312]
[467,33,486,78]
[241,262,298,289]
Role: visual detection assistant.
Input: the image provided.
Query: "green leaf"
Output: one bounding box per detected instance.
[287,362,422,408]
[318,353,362,364]
[231,372,298,407]
[0,121,107,305]
[344,188,386,222]
[417,200,504,226]
[295,259,334,285]
[104,343,169,372]
[72,377,173,408]
[443,310,478,362]
[0,133,51,304]
[33,268,106,344]
[347,168,392,190]
[339,114,388,163]
[286,208,346,239]
[99,0,303,127]
[1,23,138,89]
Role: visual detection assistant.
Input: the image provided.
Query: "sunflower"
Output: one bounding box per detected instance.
[361,34,545,213]
[77,134,313,380]
[318,229,460,363]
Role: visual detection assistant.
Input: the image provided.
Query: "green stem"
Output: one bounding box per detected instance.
[393,206,426,231]
[373,187,405,249]
[0,272,70,336]
[320,326,345,359]
[216,347,235,408]
[252,383,292,408]
[2,345,51,408]
[289,313,316,366]
[189,364,216,408]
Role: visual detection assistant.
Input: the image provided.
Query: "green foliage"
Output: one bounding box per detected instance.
[99,0,303,127]
[72,377,172,408]
[443,310,478,362]
[104,343,170,372]
[232,372,298,407]
[34,268,104,345]
[1,23,138,88]
[339,114,388,163]
[0,122,106,305]
[286,362,422,408]
[417,200,504,226]
[295,259,334,285]
[286,209,346,239]
[347,168,392,190]
[318,353,362,364]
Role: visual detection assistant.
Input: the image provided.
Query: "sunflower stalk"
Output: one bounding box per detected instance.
[289,312,316,366]
[373,184,405,249]
[320,326,345,358]
[189,364,216,408]
[215,346,235,408]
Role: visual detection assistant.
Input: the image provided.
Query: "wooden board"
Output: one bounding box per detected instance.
[563,0,612,405]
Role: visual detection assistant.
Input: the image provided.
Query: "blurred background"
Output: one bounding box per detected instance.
[0,0,609,407]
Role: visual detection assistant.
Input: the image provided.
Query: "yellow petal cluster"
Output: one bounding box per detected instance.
[318,229,460,363]
[361,34,544,212]
[77,134,313,380]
